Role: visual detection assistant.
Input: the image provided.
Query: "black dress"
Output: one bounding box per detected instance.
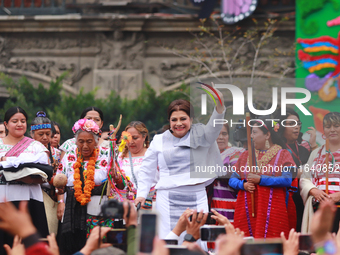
[287,143,310,232]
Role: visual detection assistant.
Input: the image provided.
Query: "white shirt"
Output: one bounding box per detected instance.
[0,139,48,202]
[137,107,226,198]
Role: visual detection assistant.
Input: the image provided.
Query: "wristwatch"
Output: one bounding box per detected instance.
[184,233,197,243]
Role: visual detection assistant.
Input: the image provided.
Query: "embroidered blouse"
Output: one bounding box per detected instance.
[56,146,110,186]
[0,139,49,202]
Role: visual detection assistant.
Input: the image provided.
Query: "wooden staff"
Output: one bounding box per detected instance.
[325,138,330,194]
[246,112,255,217]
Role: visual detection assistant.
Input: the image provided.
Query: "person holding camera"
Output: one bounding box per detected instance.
[56,118,125,255]
[135,84,225,239]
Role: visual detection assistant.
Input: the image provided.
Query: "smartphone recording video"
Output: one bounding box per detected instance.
[139,212,157,254]
[104,229,127,251]
[299,235,315,253]
[241,239,283,255]
[189,212,217,225]
[200,226,226,241]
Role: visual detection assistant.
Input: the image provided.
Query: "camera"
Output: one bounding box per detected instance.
[101,199,124,218]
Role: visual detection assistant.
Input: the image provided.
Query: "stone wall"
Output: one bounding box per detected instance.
[0,15,295,99]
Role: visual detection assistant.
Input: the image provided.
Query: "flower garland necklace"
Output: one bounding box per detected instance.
[73,148,99,206]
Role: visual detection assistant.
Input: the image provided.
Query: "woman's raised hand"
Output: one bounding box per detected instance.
[306,127,317,148]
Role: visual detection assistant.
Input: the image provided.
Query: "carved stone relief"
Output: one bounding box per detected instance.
[93,69,143,99]
[0,36,13,67]
[0,30,295,98]
[147,60,192,87]
[7,58,91,86]
[96,31,145,70]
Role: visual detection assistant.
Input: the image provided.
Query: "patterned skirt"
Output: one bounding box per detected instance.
[86,215,122,238]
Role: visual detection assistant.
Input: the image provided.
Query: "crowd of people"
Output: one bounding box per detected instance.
[0,85,340,255]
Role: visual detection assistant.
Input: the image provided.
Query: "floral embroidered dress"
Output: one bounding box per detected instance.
[57,146,116,255]
[57,146,109,187]
[229,146,296,238]
[59,138,76,153]
[118,153,158,207]
[51,146,61,165]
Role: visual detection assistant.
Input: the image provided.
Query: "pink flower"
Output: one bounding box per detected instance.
[83,120,96,131]
[100,160,108,168]
[73,123,80,131]
[72,118,101,135]
[68,155,76,162]
[78,119,86,125]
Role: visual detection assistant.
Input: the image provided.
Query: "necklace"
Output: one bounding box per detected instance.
[73,148,98,205]
[247,145,281,174]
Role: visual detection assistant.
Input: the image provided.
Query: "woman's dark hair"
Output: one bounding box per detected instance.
[4,107,28,136]
[278,108,303,144]
[323,112,340,128]
[51,121,61,138]
[252,118,287,149]
[80,107,104,122]
[101,124,110,133]
[4,106,28,123]
[167,99,194,120]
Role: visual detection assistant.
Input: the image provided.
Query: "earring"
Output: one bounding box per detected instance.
[265,139,270,149]
[322,134,326,140]
[169,128,173,134]
[143,142,146,147]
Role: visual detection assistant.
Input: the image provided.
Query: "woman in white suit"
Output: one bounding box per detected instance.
[135,85,225,239]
